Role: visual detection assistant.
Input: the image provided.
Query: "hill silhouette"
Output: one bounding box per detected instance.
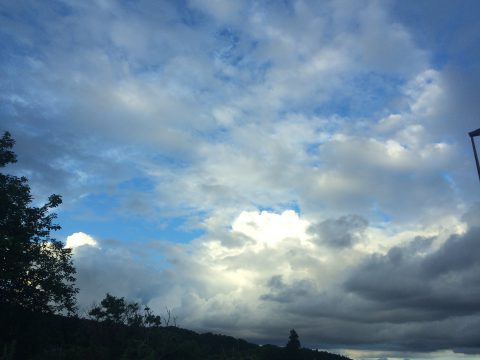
[1,303,352,360]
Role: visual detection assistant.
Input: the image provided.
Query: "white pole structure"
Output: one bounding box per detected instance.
[469,128,480,181]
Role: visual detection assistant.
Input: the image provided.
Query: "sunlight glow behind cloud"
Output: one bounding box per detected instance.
[232,210,311,247]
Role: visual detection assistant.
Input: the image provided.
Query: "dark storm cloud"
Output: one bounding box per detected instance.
[247,206,480,353]
[308,214,368,248]
[345,210,480,322]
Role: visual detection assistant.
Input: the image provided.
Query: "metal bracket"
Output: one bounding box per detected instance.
[469,128,480,181]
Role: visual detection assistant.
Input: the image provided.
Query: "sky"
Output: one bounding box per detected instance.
[1,0,480,359]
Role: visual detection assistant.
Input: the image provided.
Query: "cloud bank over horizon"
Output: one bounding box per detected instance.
[2,0,480,358]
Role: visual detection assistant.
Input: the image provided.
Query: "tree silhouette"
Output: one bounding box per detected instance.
[89,293,126,324]
[88,293,161,327]
[286,328,301,359]
[0,131,77,314]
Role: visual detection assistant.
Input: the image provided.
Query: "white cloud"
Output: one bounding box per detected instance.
[65,232,98,250]
[232,210,311,247]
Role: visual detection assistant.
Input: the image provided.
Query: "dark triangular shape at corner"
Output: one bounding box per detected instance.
[469,128,480,137]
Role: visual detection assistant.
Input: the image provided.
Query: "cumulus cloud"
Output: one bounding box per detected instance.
[69,206,477,354]
[2,0,480,357]
[65,232,98,249]
[232,210,310,247]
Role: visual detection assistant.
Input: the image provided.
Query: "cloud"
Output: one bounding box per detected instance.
[232,210,310,247]
[68,206,477,354]
[71,235,167,310]
[65,232,98,249]
[2,0,473,224]
[308,215,368,248]
[342,206,480,345]
[2,0,480,357]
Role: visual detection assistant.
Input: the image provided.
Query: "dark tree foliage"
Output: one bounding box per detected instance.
[0,131,78,314]
[285,328,301,359]
[2,304,352,360]
[88,293,162,327]
[286,329,301,351]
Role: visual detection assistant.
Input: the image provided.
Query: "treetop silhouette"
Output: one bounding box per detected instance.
[0,131,78,314]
